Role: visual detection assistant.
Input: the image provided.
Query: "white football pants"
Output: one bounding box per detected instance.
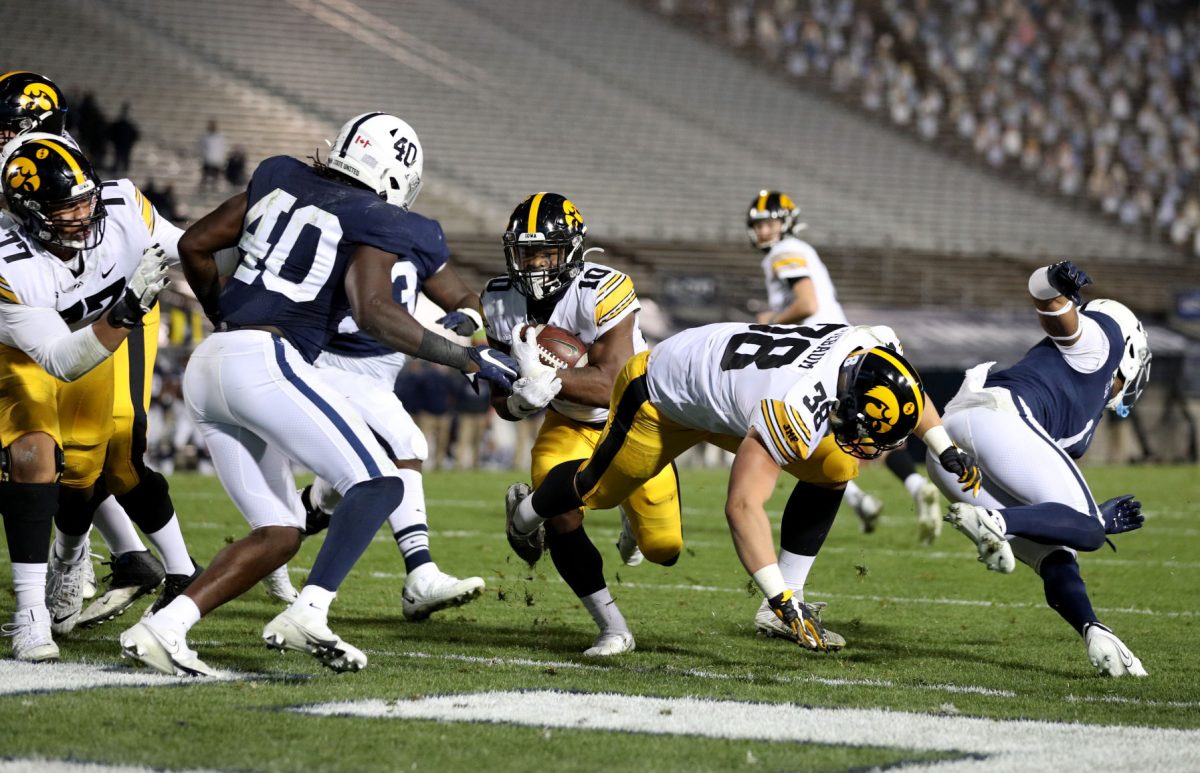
[926,397,1099,572]
[313,350,428,462]
[183,331,399,530]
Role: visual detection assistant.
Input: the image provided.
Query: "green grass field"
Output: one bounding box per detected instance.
[1,464,1198,771]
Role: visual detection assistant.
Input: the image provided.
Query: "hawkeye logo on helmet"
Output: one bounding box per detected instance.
[20,83,57,112]
[563,199,583,230]
[863,386,901,434]
[6,157,40,192]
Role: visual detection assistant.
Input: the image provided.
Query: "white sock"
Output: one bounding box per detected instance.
[310,477,342,515]
[151,595,201,636]
[144,515,194,576]
[53,530,89,563]
[904,473,927,499]
[12,563,47,612]
[581,588,629,634]
[778,550,815,599]
[844,480,865,508]
[296,585,336,614]
[514,495,542,534]
[388,469,431,569]
[93,496,147,554]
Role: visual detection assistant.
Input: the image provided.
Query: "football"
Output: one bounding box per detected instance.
[524,324,588,369]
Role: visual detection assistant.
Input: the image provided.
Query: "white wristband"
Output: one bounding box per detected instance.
[922,424,953,456]
[459,307,483,331]
[752,564,787,599]
[1028,266,1060,300]
[505,393,538,420]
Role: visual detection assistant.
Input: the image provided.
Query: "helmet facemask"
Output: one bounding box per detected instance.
[503,232,584,301]
[830,347,924,460]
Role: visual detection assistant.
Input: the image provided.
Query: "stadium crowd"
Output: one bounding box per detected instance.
[656,0,1200,255]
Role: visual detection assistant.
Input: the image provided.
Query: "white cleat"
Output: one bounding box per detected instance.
[1085,623,1148,678]
[261,565,300,604]
[915,480,942,545]
[944,503,1015,573]
[584,630,636,657]
[263,603,366,672]
[854,493,884,534]
[616,508,644,567]
[754,599,847,651]
[2,607,60,662]
[80,553,98,600]
[119,621,218,677]
[46,553,89,636]
[402,568,484,621]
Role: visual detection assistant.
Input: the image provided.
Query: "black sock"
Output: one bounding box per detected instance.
[1,482,58,562]
[531,459,585,517]
[55,484,99,537]
[547,525,606,598]
[884,448,918,482]
[780,480,844,556]
[1040,551,1098,635]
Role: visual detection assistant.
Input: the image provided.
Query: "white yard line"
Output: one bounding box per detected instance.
[0,660,240,697]
[296,690,1200,772]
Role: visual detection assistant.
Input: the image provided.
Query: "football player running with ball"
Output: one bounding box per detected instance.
[506,317,982,652]
[930,261,1152,677]
[747,191,943,542]
[485,192,666,656]
[119,113,521,676]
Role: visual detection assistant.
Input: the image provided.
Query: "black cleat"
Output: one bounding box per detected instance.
[144,560,204,619]
[301,485,331,536]
[76,551,166,629]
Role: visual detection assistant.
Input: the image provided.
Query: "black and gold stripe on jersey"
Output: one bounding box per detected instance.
[101,181,157,233]
[594,273,636,327]
[0,275,19,305]
[759,398,810,463]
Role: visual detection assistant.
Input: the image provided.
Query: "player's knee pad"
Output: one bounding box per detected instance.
[0,437,65,483]
[115,469,175,534]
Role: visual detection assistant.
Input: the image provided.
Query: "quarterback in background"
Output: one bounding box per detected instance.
[507,316,982,652]
[931,261,1152,677]
[747,190,942,544]
[486,192,668,656]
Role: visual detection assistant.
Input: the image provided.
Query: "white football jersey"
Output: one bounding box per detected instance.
[646,322,900,467]
[761,236,847,325]
[0,179,179,339]
[482,261,647,424]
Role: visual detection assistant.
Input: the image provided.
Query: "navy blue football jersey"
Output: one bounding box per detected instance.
[985,310,1123,458]
[323,211,449,358]
[218,156,425,361]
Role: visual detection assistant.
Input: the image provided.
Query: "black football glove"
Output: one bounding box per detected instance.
[1100,494,1144,535]
[1046,261,1093,306]
[938,446,982,496]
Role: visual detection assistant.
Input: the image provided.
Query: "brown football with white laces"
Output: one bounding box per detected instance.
[521,324,588,369]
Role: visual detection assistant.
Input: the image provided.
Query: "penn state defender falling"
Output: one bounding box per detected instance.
[487,192,673,656]
[747,190,942,545]
[0,135,172,661]
[296,208,486,622]
[507,319,982,652]
[929,261,1152,677]
[119,113,519,676]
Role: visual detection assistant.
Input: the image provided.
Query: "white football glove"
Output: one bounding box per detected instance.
[510,325,556,379]
[107,243,171,328]
[506,369,562,419]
